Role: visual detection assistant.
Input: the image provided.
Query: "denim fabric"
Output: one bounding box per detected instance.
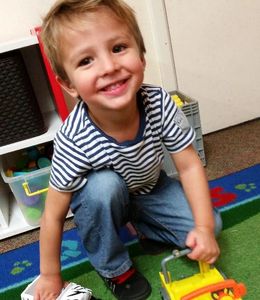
[70,169,222,278]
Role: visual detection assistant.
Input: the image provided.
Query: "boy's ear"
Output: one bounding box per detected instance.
[56,76,79,98]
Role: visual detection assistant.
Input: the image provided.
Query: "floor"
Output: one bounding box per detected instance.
[1,118,260,253]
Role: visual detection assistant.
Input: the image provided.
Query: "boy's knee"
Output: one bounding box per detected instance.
[83,169,128,209]
[88,169,126,195]
[72,169,128,217]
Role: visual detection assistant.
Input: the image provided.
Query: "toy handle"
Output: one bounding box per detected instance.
[181,279,247,300]
[161,249,212,284]
[22,182,48,196]
[161,249,191,283]
[173,249,211,274]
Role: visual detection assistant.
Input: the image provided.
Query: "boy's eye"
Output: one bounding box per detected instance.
[112,44,126,53]
[78,57,93,67]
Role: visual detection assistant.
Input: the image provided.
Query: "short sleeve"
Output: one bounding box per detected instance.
[49,131,90,192]
[162,92,195,153]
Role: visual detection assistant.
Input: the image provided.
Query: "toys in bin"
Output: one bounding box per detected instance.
[171,94,184,108]
[159,249,246,300]
[6,143,53,178]
[5,143,53,225]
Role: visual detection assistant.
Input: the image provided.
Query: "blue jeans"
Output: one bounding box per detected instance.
[70,169,222,278]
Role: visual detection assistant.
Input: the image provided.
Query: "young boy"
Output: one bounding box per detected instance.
[35,0,222,299]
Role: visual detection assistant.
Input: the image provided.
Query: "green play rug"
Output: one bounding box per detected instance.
[62,211,260,300]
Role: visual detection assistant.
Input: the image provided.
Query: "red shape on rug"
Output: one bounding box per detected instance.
[211,186,237,208]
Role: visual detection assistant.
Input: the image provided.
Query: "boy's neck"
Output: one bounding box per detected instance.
[88,103,140,143]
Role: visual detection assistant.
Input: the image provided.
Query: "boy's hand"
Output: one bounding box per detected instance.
[34,274,64,300]
[185,226,220,264]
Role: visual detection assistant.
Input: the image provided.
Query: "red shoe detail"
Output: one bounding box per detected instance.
[111,267,136,284]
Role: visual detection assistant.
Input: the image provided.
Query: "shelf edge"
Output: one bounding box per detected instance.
[0,36,38,53]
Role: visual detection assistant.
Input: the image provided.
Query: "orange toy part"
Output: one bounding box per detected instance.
[181,279,247,300]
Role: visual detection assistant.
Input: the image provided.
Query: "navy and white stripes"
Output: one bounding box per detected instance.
[49,84,195,195]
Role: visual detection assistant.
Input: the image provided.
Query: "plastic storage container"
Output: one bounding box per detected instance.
[163,91,206,177]
[0,152,50,226]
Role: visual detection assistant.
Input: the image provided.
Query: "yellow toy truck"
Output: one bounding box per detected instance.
[159,249,246,300]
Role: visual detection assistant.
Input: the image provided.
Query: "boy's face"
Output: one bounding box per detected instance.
[58,7,145,114]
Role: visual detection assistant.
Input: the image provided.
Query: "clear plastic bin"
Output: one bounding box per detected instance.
[1,152,50,226]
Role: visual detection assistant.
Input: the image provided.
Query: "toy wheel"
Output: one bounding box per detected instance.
[211,288,235,300]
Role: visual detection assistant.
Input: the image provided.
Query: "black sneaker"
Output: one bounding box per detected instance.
[102,268,151,300]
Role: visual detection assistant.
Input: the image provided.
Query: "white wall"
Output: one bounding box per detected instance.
[0,0,54,42]
[164,0,260,133]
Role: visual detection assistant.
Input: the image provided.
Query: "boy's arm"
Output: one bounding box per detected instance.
[171,144,220,264]
[34,186,72,300]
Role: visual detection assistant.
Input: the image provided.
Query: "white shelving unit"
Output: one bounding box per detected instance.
[0,180,9,230]
[0,36,63,240]
[0,197,34,239]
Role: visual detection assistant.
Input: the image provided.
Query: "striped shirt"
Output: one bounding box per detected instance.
[50,84,195,195]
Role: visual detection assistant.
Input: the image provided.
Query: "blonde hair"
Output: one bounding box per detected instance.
[41,0,146,80]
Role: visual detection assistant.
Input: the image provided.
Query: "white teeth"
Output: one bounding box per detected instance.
[104,81,123,91]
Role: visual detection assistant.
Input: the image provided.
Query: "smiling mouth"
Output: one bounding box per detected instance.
[101,79,127,92]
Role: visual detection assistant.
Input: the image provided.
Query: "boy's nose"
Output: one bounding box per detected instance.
[100,54,119,75]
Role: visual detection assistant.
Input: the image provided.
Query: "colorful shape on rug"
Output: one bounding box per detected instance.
[0,164,259,294]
